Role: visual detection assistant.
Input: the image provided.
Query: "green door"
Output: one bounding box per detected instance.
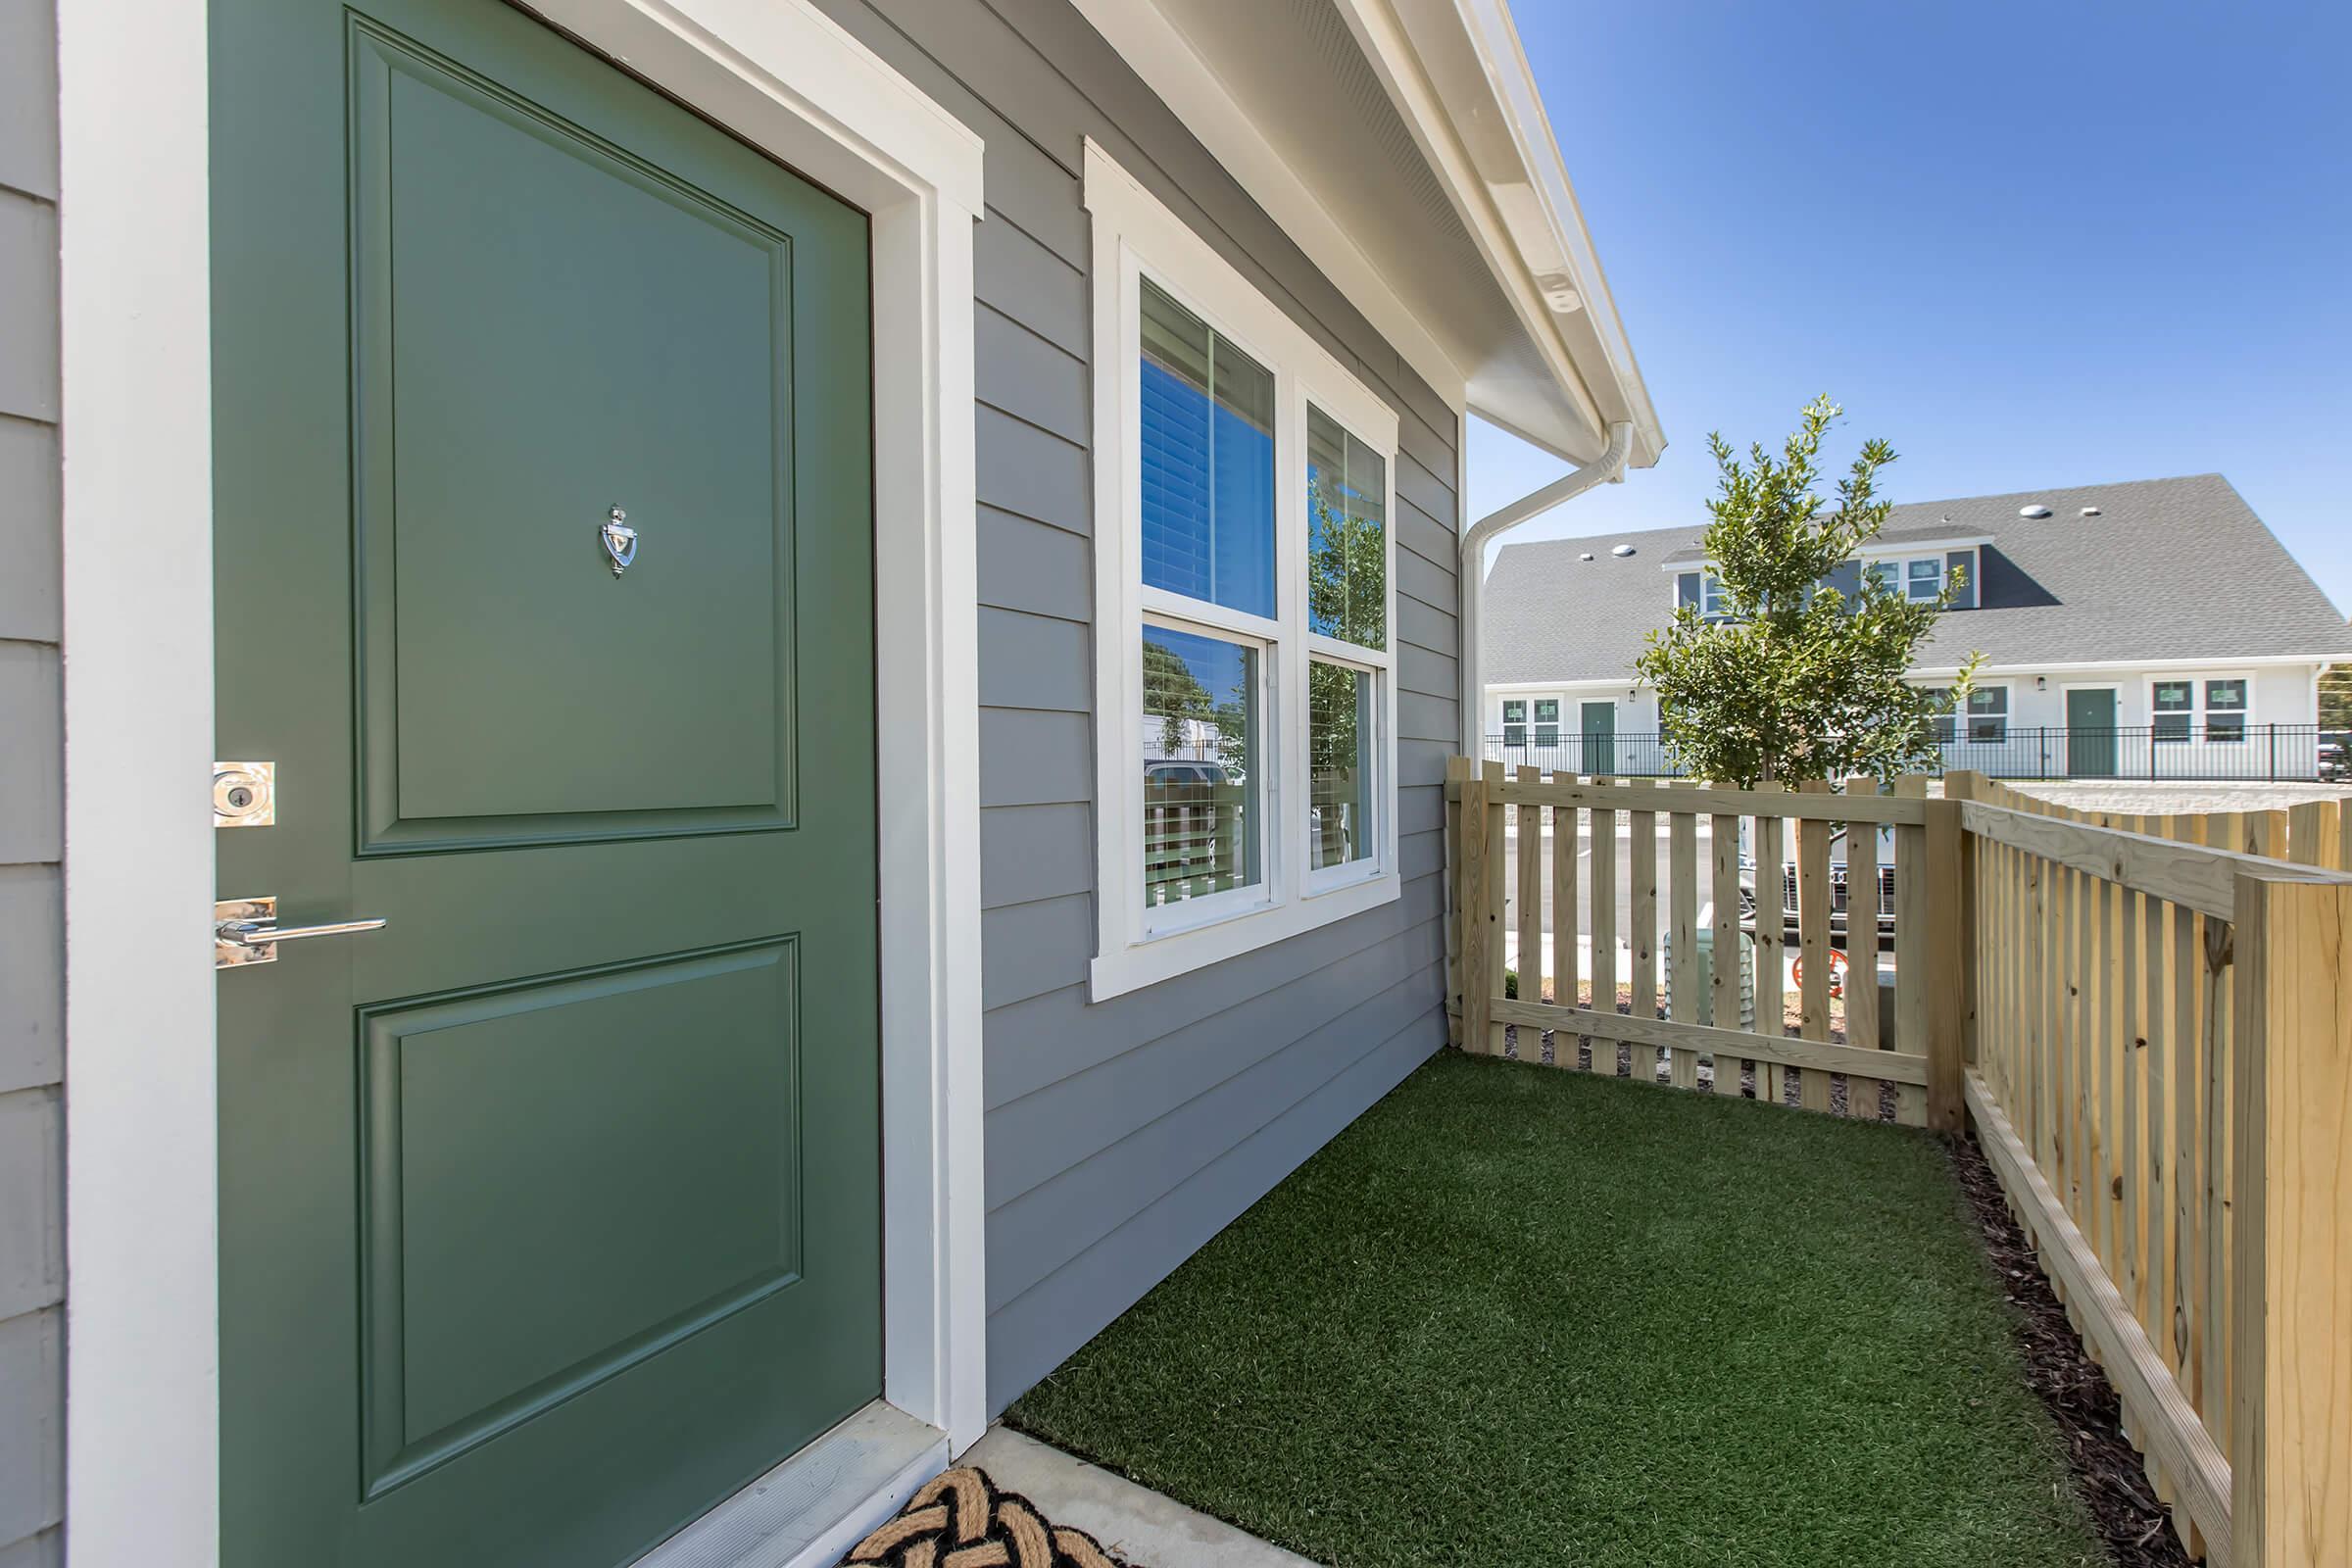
[2067,688,2118,778]
[1581,701,1617,776]
[212,2,881,1563]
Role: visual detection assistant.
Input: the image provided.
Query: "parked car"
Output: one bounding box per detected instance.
[1737,822,1897,943]
[2321,732,2349,782]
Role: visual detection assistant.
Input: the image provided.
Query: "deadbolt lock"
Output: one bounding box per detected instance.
[215,761,275,828]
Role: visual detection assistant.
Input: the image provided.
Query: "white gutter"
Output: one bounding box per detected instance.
[1458,419,1636,754]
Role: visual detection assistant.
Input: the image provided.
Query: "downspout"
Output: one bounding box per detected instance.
[1458,420,1637,756]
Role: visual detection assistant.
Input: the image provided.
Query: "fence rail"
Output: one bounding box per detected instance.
[1445,759,2352,1566]
[1485,724,2333,783]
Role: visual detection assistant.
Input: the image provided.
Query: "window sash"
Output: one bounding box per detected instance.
[1086,146,1402,998]
[1306,656,1381,888]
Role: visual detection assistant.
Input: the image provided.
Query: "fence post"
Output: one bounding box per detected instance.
[1445,756,1471,1047]
[1457,767,1492,1054]
[1944,771,1984,1068]
[2230,869,2352,1567]
[1922,796,1967,1134]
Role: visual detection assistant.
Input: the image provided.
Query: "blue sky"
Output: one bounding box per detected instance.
[1473,2,2351,614]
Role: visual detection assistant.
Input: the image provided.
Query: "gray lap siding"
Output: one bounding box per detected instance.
[808,0,1463,1411]
[0,0,63,1559]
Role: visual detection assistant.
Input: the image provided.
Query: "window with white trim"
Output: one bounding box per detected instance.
[1085,142,1401,1000]
[2153,676,2249,743]
[1500,699,1527,747]
[1921,683,2006,744]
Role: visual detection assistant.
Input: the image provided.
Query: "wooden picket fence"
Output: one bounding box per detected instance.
[1445,759,2352,1565]
[1442,758,1965,1131]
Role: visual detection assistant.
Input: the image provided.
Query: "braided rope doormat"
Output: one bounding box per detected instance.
[842,1467,1141,1568]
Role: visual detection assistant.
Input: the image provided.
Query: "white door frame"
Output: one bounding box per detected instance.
[58,2,989,1561]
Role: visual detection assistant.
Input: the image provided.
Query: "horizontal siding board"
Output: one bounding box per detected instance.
[0,644,58,864]
[0,418,56,643]
[975,302,1089,447]
[1394,401,1455,501]
[0,193,55,423]
[1395,547,1456,616]
[1397,644,1457,701]
[1396,782,1444,837]
[1395,449,1455,531]
[979,707,1092,808]
[986,924,1442,1204]
[1394,491,1454,574]
[981,803,1095,910]
[0,0,57,203]
[976,404,1089,535]
[0,1091,57,1321]
[978,605,1090,712]
[976,208,1087,358]
[980,892,1094,1009]
[0,1528,60,1567]
[0,1305,60,1542]
[1396,594,1455,658]
[982,868,1443,1107]
[984,1007,1442,1410]
[977,505,1092,620]
[1397,689,1453,744]
[0,867,58,1095]
[986,961,1443,1311]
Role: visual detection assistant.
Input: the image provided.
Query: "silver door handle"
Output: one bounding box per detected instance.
[216,897,386,968]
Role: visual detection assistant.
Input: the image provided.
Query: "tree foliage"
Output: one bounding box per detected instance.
[1632,396,1979,786]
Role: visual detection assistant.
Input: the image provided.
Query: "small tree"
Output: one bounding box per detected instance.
[1634,395,1980,786]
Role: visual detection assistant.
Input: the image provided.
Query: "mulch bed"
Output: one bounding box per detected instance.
[1948,1136,2192,1568]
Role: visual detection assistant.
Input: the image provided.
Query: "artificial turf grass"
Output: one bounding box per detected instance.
[1006,1051,2108,1568]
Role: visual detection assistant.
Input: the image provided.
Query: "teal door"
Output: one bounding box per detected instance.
[2067,688,2118,778]
[212,2,881,1563]
[1581,701,1617,776]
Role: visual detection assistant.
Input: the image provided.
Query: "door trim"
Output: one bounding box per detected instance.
[59,2,988,1562]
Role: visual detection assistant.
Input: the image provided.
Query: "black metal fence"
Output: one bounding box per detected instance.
[1485,723,2332,783]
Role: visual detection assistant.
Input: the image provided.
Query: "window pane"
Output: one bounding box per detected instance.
[1968,687,2007,715]
[1142,625,1259,907]
[2206,679,2247,710]
[2152,680,2193,712]
[1141,279,1275,617]
[1309,661,1374,872]
[1306,406,1387,649]
[1907,558,1941,600]
[2154,715,2190,743]
[1866,563,1897,596]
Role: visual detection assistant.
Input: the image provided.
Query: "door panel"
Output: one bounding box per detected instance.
[1581,701,1616,776]
[213,2,879,1563]
[2067,689,2117,778]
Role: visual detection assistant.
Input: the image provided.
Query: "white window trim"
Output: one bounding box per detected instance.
[2151,672,2254,744]
[1085,140,1400,1002]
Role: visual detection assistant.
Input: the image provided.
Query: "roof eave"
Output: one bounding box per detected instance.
[1325,0,1664,468]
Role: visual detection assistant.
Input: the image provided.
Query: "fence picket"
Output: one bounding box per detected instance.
[1516,765,1544,1059]
[1589,778,1619,1075]
[1630,783,1660,1083]
[1794,780,1835,1111]
[1710,808,1742,1096]
[1554,779,1581,1011]
[1843,776,1883,1119]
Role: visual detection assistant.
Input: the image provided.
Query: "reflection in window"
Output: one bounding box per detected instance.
[1309,661,1374,872]
[1306,406,1386,649]
[1965,686,2009,742]
[2153,679,2193,743]
[1141,279,1275,618]
[2206,678,2247,742]
[1142,625,1259,908]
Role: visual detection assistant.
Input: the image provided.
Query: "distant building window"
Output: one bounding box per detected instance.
[2206,678,2248,742]
[1965,685,2008,743]
[1502,699,1527,748]
[1906,557,1942,601]
[1701,574,1731,616]
[1534,698,1560,747]
[2153,676,2249,743]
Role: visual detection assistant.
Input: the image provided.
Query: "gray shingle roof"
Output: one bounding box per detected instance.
[1483,474,2352,682]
